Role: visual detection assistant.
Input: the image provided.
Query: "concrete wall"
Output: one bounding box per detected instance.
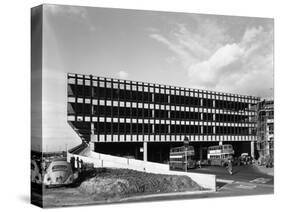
[67,151,169,172]
[67,147,216,191]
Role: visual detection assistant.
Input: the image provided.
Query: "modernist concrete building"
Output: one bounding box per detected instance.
[256,99,274,162]
[67,73,260,163]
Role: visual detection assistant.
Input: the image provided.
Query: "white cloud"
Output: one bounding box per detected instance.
[117,71,129,79]
[150,20,229,70]
[150,34,189,59]
[150,21,273,98]
[188,43,244,86]
[150,33,199,68]
[242,26,263,45]
[188,25,272,94]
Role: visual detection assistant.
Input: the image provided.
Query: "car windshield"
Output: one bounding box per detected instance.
[52,165,68,171]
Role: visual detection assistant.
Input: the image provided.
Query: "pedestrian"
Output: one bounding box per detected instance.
[238,156,242,166]
[70,156,75,171]
[80,159,84,171]
[226,158,233,175]
[198,160,202,168]
[76,157,80,173]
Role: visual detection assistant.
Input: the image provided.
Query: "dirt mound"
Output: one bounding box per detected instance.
[79,177,129,200]
[78,168,203,200]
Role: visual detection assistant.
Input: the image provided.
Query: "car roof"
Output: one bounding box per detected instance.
[50,160,69,166]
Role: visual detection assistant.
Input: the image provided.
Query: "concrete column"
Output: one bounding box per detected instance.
[143,141,148,162]
[89,142,95,152]
[251,141,255,158]
[91,123,95,140]
[219,137,223,145]
[90,123,95,151]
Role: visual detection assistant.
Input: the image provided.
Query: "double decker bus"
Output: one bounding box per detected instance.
[207,144,234,166]
[169,145,196,171]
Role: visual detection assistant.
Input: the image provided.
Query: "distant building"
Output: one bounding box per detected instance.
[256,99,274,163]
[67,73,260,163]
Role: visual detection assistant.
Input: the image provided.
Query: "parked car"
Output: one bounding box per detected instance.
[31,160,42,184]
[265,156,274,168]
[240,153,252,165]
[43,159,76,187]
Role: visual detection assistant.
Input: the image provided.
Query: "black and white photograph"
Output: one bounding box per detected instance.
[31,3,274,208]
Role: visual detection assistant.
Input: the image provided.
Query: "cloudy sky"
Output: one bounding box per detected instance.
[38,4,274,152]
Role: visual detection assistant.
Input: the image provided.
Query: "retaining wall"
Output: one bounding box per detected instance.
[67,146,216,191]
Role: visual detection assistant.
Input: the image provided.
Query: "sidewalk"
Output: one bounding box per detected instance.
[254,164,274,176]
[119,189,215,202]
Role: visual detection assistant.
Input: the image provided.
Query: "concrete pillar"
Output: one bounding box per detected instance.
[143,141,148,162]
[89,142,95,152]
[251,141,255,158]
[90,123,95,151]
[219,137,223,145]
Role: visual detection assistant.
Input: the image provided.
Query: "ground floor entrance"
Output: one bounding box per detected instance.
[94,142,183,163]
[94,140,256,163]
[191,141,254,160]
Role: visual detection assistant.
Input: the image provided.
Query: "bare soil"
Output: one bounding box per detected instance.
[42,168,204,207]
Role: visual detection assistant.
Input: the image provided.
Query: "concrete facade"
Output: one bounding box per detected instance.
[67,73,260,162]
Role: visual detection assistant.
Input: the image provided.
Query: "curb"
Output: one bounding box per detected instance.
[120,190,215,201]
[216,179,234,184]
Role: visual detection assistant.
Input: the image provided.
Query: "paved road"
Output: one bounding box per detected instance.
[122,165,274,203]
[188,164,274,185]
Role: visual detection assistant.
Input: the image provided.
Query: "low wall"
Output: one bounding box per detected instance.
[67,151,169,172]
[67,151,216,191]
[90,151,169,172]
[67,146,216,191]
[152,170,216,190]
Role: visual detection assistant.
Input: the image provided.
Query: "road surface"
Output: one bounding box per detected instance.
[123,164,273,203]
